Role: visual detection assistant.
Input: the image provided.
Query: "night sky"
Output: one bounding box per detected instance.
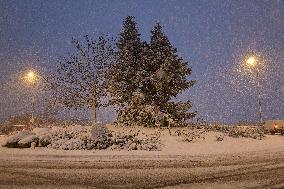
[0,0,283,123]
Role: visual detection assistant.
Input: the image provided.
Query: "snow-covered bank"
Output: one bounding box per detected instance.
[161,131,284,155]
[0,129,283,161]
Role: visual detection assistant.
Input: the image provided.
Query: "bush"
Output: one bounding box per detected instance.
[109,129,161,151]
[207,124,265,140]
[2,125,162,151]
[174,128,206,142]
[2,131,37,148]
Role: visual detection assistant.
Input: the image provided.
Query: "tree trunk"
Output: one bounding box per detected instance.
[91,105,97,126]
[91,105,106,140]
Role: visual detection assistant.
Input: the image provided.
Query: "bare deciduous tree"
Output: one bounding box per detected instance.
[48,35,114,125]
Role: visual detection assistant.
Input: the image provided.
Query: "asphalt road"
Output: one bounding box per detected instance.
[0,153,284,189]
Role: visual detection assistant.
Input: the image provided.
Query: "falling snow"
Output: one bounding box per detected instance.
[0,1,284,189]
[0,1,283,123]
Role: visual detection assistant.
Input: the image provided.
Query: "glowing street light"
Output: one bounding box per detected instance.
[24,70,39,125]
[246,56,256,67]
[24,70,38,85]
[245,56,263,125]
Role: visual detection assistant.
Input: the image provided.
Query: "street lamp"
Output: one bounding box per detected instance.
[24,70,39,125]
[246,57,256,67]
[246,56,263,125]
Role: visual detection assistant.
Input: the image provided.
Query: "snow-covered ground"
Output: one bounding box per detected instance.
[1,128,283,161]
[1,129,284,189]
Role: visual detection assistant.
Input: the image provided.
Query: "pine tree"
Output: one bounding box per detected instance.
[48,35,114,124]
[108,16,145,106]
[108,18,196,127]
[149,23,196,126]
[108,16,155,126]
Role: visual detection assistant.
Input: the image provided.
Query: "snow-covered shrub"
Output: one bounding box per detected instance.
[2,131,36,148]
[49,138,85,150]
[108,128,161,151]
[91,123,107,141]
[174,128,206,142]
[45,125,92,150]
[32,128,52,147]
[208,124,265,140]
[36,125,111,150]
[2,124,162,151]
[215,134,224,141]
[47,126,161,151]
[39,134,52,147]
[32,127,51,136]
[227,127,265,139]
[18,135,39,148]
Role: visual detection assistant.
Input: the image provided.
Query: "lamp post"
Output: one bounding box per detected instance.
[246,56,263,125]
[24,70,39,125]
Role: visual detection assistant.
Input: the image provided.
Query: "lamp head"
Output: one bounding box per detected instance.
[24,70,38,84]
[246,56,256,67]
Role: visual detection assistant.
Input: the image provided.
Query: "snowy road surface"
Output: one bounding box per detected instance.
[0,151,284,189]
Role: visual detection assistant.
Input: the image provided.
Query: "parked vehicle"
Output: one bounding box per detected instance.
[264,120,284,135]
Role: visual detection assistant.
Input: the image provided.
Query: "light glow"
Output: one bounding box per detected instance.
[246,56,256,67]
[24,70,39,84]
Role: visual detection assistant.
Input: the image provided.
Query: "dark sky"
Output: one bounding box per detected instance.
[0,0,283,123]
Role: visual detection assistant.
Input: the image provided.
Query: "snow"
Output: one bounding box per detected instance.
[0,127,283,161]
[1,127,284,189]
[161,131,284,155]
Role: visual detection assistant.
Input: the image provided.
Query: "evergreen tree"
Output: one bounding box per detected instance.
[48,35,114,124]
[108,16,144,106]
[108,18,196,127]
[149,23,196,126]
[108,16,156,126]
